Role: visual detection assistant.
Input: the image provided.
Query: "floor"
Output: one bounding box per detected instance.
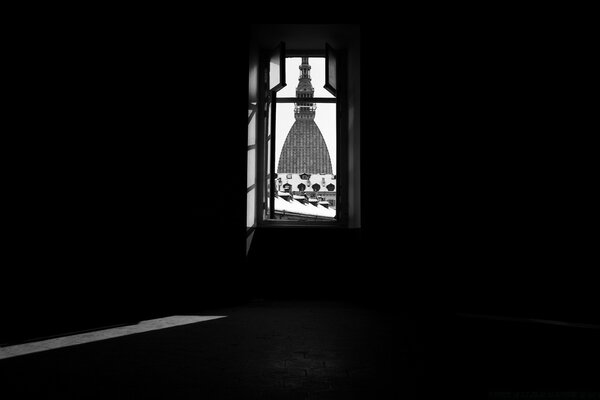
[0,301,424,399]
[3,300,599,399]
[455,314,600,397]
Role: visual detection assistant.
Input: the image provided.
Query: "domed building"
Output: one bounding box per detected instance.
[274,57,336,220]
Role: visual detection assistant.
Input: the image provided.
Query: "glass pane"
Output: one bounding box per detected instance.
[247,148,256,188]
[275,104,337,171]
[278,58,335,98]
[269,58,280,91]
[246,188,256,228]
[325,44,337,96]
[262,102,271,220]
[269,43,285,92]
[326,56,337,92]
[248,110,256,146]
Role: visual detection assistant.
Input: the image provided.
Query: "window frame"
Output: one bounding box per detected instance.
[257,47,348,228]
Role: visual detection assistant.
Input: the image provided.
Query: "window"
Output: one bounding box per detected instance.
[255,44,343,225]
[248,21,361,231]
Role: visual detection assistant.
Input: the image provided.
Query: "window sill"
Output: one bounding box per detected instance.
[259,219,345,229]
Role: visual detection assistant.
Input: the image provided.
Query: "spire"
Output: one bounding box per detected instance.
[299,57,311,79]
[295,57,316,120]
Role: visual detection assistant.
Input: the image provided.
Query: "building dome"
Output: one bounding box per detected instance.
[277,119,333,174]
[277,57,333,175]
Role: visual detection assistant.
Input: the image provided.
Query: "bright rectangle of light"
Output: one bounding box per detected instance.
[0,315,227,360]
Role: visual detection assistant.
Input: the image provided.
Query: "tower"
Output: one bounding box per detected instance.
[278,58,333,175]
[276,58,336,209]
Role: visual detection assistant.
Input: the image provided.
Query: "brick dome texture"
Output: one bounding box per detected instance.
[277,119,333,174]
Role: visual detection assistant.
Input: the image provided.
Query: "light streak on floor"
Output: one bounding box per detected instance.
[0,315,227,360]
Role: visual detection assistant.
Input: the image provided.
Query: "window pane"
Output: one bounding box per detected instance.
[269,59,280,91]
[269,43,285,92]
[262,101,271,220]
[275,103,336,171]
[325,44,337,97]
[248,105,256,146]
[247,188,256,228]
[247,148,256,188]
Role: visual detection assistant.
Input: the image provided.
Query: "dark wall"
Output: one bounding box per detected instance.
[3,19,250,344]
[360,16,596,322]
[247,228,364,300]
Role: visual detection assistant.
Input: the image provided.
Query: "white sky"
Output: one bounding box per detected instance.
[275,57,337,171]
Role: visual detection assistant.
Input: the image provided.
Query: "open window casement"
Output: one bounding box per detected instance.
[264,42,286,220]
[247,42,286,255]
[246,44,262,255]
[269,42,286,92]
[324,43,338,97]
[247,99,258,256]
